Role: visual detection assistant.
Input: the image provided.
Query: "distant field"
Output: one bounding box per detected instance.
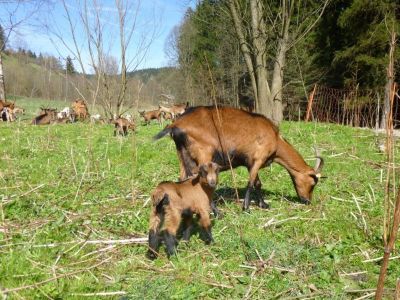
[0,103,399,298]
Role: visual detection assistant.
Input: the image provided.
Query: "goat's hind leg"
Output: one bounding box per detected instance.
[254,174,269,209]
[163,210,181,258]
[244,161,266,211]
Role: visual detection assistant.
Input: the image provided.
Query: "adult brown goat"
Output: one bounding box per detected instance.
[154,106,324,211]
[139,109,162,125]
[147,162,220,259]
[31,108,57,125]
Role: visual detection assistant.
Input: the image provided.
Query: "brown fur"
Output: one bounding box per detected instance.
[158,102,189,119]
[112,117,135,136]
[0,100,15,111]
[147,162,219,259]
[31,108,57,125]
[139,109,161,125]
[71,99,90,121]
[154,106,324,210]
[161,111,173,121]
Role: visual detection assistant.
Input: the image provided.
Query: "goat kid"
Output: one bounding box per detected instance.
[113,117,135,136]
[154,106,324,211]
[147,162,220,259]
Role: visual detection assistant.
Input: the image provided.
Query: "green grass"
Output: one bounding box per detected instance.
[0,106,399,299]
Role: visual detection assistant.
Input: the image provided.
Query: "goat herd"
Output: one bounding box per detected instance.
[0,99,189,137]
[1,98,325,259]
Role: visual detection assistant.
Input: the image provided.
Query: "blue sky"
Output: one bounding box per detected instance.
[0,1,194,71]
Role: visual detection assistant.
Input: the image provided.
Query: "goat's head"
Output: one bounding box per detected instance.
[293,155,324,204]
[198,162,220,188]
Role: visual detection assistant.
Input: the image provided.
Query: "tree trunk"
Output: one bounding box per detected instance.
[250,0,273,117]
[380,28,396,129]
[0,52,6,100]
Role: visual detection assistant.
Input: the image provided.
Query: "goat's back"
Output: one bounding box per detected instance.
[169,107,280,165]
[153,178,209,209]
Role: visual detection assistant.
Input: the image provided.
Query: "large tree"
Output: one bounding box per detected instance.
[226,0,328,124]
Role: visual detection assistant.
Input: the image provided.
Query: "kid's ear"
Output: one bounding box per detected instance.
[211,162,221,172]
[198,164,207,177]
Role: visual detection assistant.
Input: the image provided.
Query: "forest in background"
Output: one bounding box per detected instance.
[0,0,399,121]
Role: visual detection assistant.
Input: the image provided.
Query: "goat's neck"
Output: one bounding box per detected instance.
[274,137,313,176]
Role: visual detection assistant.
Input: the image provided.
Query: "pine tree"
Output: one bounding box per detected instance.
[66,56,76,74]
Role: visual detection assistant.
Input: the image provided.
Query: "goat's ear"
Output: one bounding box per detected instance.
[211,162,221,172]
[199,164,207,177]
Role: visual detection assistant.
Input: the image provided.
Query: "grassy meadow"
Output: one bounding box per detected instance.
[0,99,399,299]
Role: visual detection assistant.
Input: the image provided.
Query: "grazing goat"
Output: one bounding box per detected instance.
[158,102,189,120]
[139,109,162,125]
[154,106,324,211]
[71,99,90,121]
[112,117,135,136]
[31,108,57,125]
[147,162,220,259]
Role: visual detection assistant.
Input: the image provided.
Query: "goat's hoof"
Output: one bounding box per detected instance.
[146,251,158,260]
[242,206,251,213]
[205,238,214,245]
[258,201,270,209]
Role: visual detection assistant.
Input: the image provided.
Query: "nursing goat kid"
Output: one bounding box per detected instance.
[154,106,324,211]
[147,162,220,259]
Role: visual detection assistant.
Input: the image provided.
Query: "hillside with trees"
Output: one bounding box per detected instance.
[0,0,398,121]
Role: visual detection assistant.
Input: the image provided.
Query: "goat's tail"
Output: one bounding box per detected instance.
[153,125,173,141]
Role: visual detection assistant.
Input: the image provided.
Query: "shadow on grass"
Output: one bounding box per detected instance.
[214,186,306,206]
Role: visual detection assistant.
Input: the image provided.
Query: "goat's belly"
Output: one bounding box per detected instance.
[212,149,250,169]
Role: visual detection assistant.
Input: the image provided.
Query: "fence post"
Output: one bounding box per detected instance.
[305,84,317,122]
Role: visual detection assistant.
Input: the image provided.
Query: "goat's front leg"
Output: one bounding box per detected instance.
[243,161,264,211]
[198,209,213,245]
[181,212,193,242]
[254,174,269,209]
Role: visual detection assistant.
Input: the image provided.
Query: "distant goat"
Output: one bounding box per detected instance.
[112,117,135,136]
[158,102,189,120]
[139,109,162,125]
[90,114,102,123]
[161,111,173,122]
[71,99,89,121]
[31,108,57,125]
[154,106,324,211]
[147,162,220,259]
[123,113,133,123]
[1,107,13,122]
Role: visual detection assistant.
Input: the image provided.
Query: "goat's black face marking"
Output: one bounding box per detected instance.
[310,174,319,184]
